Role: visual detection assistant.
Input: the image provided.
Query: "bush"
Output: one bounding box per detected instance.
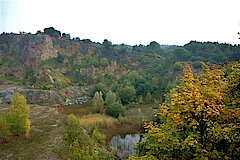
[105,102,125,118]
[63,114,114,159]
[119,85,136,105]
[9,91,31,137]
[92,91,104,113]
[105,90,117,106]
[89,127,106,145]
[63,114,85,145]
[0,113,11,141]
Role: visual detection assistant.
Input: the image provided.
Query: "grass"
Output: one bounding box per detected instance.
[0,105,64,160]
[61,102,94,116]
[79,114,119,130]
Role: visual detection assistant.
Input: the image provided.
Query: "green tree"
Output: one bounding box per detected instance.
[103,39,112,50]
[138,96,144,104]
[171,47,191,62]
[145,92,152,104]
[9,91,31,138]
[63,114,114,159]
[63,114,94,159]
[43,27,61,37]
[91,82,108,99]
[105,102,125,118]
[105,90,117,106]
[62,33,71,39]
[172,62,183,72]
[92,91,104,113]
[119,85,136,105]
[223,61,240,107]
[152,76,159,89]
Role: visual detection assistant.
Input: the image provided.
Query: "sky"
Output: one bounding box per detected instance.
[0,0,240,46]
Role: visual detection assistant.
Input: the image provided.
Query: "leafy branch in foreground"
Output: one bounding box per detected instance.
[131,62,240,160]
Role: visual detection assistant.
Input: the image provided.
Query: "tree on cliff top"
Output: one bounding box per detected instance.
[43,27,61,38]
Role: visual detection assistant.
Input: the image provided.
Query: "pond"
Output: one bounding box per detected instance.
[109,134,141,159]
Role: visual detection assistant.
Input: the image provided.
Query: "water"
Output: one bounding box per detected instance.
[109,134,141,159]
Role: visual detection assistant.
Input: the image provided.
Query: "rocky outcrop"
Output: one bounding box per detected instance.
[65,96,91,105]
[22,89,64,105]
[0,89,64,105]
[58,86,92,99]
[0,86,92,105]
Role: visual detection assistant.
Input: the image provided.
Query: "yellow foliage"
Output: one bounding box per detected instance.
[9,91,31,137]
[136,63,240,159]
[24,119,31,138]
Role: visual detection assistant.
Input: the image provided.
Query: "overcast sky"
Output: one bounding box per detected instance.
[0,0,240,46]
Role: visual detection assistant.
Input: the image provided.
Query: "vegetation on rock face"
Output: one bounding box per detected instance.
[1,28,239,103]
[132,63,240,159]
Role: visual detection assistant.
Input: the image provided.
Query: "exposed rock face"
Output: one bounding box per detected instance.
[0,86,92,105]
[58,86,92,99]
[65,96,91,105]
[0,89,64,105]
[22,89,64,105]
[40,35,58,61]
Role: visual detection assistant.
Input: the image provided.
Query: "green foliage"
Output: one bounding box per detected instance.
[99,57,109,67]
[223,61,240,107]
[62,33,71,39]
[138,96,144,104]
[0,113,11,141]
[172,47,191,61]
[91,82,108,98]
[105,102,125,118]
[145,92,152,104]
[63,114,86,145]
[103,39,112,50]
[93,91,104,113]
[9,91,31,137]
[119,85,136,105]
[105,90,117,106]
[63,114,114,160]
[1,30,240,103]
[89,127,106,145]
[43,27,61,37]
[55,54,65,63]
[172,62,183,72]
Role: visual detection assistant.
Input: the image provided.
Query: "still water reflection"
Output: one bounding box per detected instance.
[109,134,140,159]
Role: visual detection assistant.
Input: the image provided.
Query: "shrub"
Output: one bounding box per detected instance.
[9,91,31,137]
[105,90,117,106]
[92,91,104,113]
[89,127,106,145]
[63,114,114,159]
[105,102,125,118]
[0,113,11,141]
[119,85,136,105]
